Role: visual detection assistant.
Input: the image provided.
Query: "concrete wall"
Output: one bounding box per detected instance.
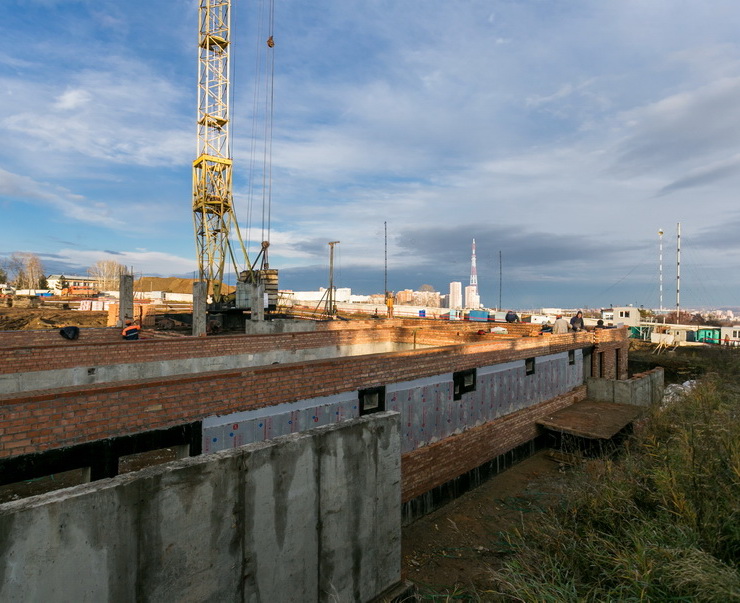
[587,368,664,407]
[1,331,602,459]
[0,341,423,395]
[204,350,584,456]
[0,413,401,603]
[402,385,587,505]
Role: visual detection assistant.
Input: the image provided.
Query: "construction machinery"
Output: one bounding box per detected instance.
[193,0,278,314]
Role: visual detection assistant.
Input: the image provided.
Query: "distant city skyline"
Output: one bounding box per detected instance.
[2,2,739,309]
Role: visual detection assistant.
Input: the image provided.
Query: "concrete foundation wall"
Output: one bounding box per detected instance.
[1,331,606,459]
[402,385,588,503]
[0,413,401,603]
[0,341,422,395]
[587,368,664,407]
[203,350,583,456]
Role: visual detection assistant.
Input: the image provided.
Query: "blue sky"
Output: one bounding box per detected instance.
[2,0,740,309]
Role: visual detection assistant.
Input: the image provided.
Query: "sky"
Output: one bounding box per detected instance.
[2,0,740,310]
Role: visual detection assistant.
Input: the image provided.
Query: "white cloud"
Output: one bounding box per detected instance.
[54,88,93,111]
[54,248,196,276]
[0,168,122,228]
[0,57,191,171]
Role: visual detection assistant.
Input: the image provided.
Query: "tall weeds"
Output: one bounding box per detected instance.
[490,369,740,602]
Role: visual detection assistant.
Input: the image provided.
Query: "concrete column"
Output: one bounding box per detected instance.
[250,282,265,322]
[118,274,134,328]
[192,282,207,337]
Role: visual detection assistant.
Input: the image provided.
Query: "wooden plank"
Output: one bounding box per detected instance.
[538,399,643,440]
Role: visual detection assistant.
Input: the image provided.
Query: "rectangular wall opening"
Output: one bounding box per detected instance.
[568,350,575,366]
[525,357,536,376]
[453,368,477,400]
[359,386,386,415]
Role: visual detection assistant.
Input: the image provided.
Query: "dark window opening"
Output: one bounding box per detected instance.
[615,348,622,376]
[583,348,593,379]
[453,368,477,400]
[568,350,575,366]
[598,352,605,378]
[359,386,386,415]
[525,357,535,376]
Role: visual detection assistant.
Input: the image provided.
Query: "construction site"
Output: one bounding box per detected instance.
[0,2,667,601]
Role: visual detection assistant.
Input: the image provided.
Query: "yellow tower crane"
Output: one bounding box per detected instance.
[193,0,277,311]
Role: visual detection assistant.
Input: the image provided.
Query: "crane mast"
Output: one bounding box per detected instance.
[193,0,251,303]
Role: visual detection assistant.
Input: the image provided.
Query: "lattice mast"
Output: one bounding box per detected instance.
[193,0,252,303]
[470,238,478,294]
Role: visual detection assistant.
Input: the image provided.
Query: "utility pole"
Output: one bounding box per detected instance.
[676,222,681,322]
[658,229,663,312]
[327,241,340,316]
[384,221,388,297]
[498,250,502,311]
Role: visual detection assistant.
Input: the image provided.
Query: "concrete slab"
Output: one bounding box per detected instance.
[537,399,643,440]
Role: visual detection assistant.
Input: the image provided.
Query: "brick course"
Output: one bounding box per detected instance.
[401,385,587,501]
[0,331,604,458]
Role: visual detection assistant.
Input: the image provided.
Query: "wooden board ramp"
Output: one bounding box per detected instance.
[537,400,644,440]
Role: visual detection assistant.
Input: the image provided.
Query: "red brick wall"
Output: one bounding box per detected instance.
[401,385,587,501]
[0,327,592,376]
[592,327,629,379]
[0,328,397,375]
[0,318,543,352]
[0,327,121,347]
[0,334,602,458]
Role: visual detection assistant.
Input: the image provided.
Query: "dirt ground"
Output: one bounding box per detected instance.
[0,305,108,331]
[402,451,572,597]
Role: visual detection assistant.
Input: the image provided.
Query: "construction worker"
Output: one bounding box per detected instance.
[385,292,394,318]
[121,319,141,340]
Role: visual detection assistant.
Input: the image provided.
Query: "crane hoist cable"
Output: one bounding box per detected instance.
[241,0,275,269]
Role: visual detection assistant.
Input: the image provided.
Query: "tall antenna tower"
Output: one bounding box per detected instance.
[470,238,478,295]
[658,228,664,312]
[193,0,252,303]
[676,222,681,320]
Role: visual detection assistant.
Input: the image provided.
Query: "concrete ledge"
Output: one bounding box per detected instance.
[0,341,417,395]
[244,319,318,334]
[0,412,401,602]
[587,367,664,407]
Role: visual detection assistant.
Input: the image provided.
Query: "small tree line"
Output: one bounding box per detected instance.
[0,254,127,291]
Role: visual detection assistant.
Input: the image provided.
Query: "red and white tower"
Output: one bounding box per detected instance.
[465,238,481,308]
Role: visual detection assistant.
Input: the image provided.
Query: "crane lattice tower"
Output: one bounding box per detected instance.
[193,0,252,302]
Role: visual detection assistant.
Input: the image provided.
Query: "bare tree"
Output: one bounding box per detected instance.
[8,253,45,289]
[88,260,127,291]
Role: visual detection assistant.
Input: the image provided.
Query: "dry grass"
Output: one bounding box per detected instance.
[485,355,740,601]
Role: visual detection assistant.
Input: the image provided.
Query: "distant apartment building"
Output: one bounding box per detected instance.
[602,306,641,327]
[465,285,480,309]
[449,282,462,309]
[395,289,414,304]
[392,289,441,307]
[412,290,440,307]
[47,274,98,291]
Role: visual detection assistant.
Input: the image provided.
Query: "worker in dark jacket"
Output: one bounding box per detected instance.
[570,311,585,332]
[505,310,519,323]
[121,319,141,340]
